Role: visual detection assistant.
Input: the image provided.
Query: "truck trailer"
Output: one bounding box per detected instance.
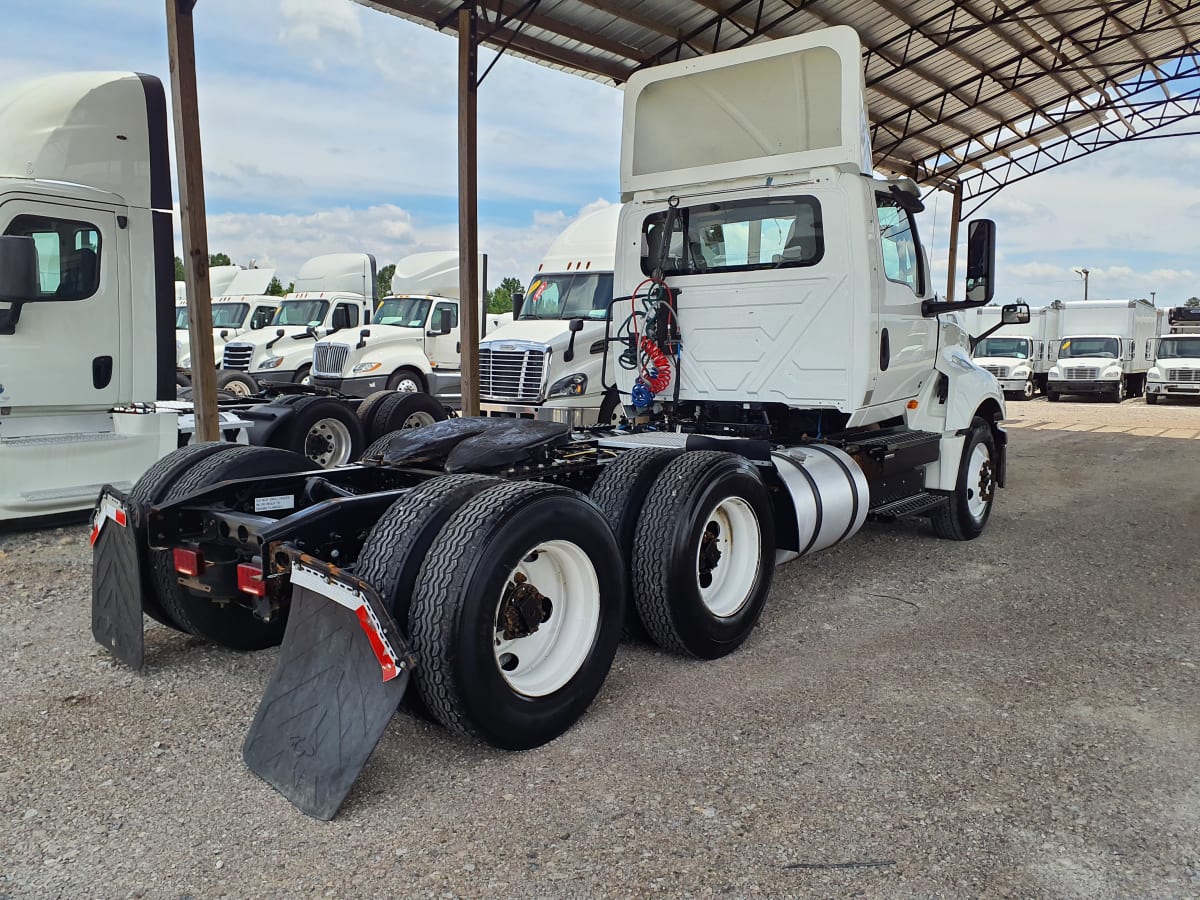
[970,304,1061,399]
[87,28,1023,819]
[1046,299,1158,402]
[1146,306,1200,404]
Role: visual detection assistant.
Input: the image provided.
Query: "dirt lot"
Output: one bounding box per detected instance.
[2,397,1198,898]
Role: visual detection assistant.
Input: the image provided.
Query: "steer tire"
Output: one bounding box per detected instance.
[151,446,317,650]
[1146,392,1159,405]
[387,367,425,394]
[355,390,394,435]
[269,396,365,468]
[370,392,448,441]
[354,474,500,719]
[408,481,624,750]
[930,417,996,541]
[129,442,242,630]
[175,371,191,387]
[630,451,775,660]
[1046,389,1061,402]
[215,369,259,397]
[588,448,683,641]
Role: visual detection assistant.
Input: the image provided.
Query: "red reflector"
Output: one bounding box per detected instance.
[173,547,203,576]
[237,563,265,597]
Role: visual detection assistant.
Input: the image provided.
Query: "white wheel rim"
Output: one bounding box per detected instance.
[225,379,252,397]
[965,443,993,522]
[396,379,419,393]
[402,411,436,429]
[696,496,761,618]
[299,372,312,386]
[493,540,600,697]
[1023,379,1034,399]
[305,417,353,467]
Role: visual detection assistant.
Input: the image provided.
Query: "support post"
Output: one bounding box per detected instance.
[457,3,481,417]
[166,0,219,441]
[944,180,963,303]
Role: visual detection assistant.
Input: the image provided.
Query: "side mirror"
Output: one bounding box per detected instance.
[219,329,229,339]
[564,316,585,362]
[569,317,584,333]
[429,308,453,336]
[355,328,371,351]
[0,235,41,335]
[511,291,525,320]
[965,219,996,304]
[1001,303,1030,325]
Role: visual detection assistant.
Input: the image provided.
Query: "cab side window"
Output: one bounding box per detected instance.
[4,214,102,301]
[332,303,359,330]
[250,306,276,329]
[875,196,923,295]
[432,302,458,330]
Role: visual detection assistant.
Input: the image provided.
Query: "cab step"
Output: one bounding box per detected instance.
[869,491,947,520]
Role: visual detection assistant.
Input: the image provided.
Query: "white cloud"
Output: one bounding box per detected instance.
[278,0,364,47]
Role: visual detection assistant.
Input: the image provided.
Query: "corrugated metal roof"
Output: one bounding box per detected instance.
[354,0,1200,210]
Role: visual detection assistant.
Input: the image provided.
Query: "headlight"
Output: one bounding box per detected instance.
[548,373,587,398]
[352,362,382,374]
[258,356,285,369]
[1103,368,1123,379]
[1049,368,1060,378]
[1011,366,1030,377]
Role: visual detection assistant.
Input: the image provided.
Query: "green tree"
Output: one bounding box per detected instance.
[376,264,396,299]
[1185,296,1200,308]
[487,276,524,314]
[174,255,185,281]
[266,276,288,297]
[209,252,232,267]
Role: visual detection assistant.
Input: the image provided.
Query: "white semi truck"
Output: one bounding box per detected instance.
[90,28,1023,820]
[174,267,278,370]
[1146,306,1200,404]
[218,253,378,386]
[479,204,623,425]
[1046,299,1159,401]
[310,250,504,403]
[0,72,379,522]
[969,304,1061,399]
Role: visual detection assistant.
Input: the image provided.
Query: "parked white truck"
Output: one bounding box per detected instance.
[1146,306,1200,404]
[1046,299,1158,401]
[174,267,279,370]
[969,304,1061,399]
[0,72,378,521]
[90,28,1023,820]
[219,253,378,386]
[479,204,623,425]
[310,250,501,403]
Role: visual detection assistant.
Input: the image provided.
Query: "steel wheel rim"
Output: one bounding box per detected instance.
[493,540,600,697]
[696,496,761,618]
[225,379,252,397]
[966,442,993,522]
[305,417,353,468]
[402,411,436,429]
[396,378,419,393]
[1023,379,1034,399]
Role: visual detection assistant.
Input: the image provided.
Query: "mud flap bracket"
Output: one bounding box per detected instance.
[242,551,414,820]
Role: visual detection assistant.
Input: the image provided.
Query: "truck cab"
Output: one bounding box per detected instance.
[970,304,1060,399]
[310,250,500,401]
[219,253,377,385]
[478,205,621,425]
[175,276,279,368]
[1046,299,1158,402]
[1146,306,1200,404]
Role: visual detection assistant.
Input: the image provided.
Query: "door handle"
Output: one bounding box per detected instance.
[879,329,891,372]
[93,355,113,389]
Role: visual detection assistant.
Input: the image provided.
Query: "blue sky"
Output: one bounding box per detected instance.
[4,0,1198,304]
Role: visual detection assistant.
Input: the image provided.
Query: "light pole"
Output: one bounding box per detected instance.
[1074,267,1090,301]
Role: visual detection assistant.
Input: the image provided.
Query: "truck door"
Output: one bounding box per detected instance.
[0,199,125,412]
[871,193,936,406]
[426,300,460,370]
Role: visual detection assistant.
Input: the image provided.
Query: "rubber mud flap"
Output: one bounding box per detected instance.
[243,572,412,820]
[90,489,145,670]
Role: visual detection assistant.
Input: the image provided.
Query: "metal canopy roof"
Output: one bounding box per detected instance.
[356,0,1200,213]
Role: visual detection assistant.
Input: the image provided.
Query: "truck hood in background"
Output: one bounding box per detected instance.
[482,318,606,353]
[1055,356,1124,370]
[226,326,317,352]
[972,356,1032,370]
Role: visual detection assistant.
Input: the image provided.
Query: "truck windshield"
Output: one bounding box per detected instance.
[273,300,329,327]
[1157,336,1200,359]
[375,297,432,328]
[975,337,1031,359]
[210,303,249,328]
[175,307,188,329]
[520,273,614,320]
[1060,337,1118,359]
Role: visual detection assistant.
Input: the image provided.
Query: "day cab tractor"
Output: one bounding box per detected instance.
[89,27,1026,819]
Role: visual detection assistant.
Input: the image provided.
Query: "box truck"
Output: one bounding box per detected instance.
[1146,306,1200,404]
[1046,299,1158,401]
[969,304,1061,399]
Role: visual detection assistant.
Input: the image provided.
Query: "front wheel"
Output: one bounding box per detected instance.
[1021,377,1035,400]
[1146,391,1160,405]
[387,368,425,394]
[1046,389,1061,402]
[1111,378,1127,403]
[408,481,624,750]
[215,369,258,397]
[293,364,312,386]
[930,417,996,541]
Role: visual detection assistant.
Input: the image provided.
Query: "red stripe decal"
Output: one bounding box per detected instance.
[354,605,399,682]
[89,525,100,546]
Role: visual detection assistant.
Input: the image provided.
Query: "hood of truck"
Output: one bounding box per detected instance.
[972,355,1032,371]
[227,326,313,351]
[483,318,605,352]
[355,326,426,351]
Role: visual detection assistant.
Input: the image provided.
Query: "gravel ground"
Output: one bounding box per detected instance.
[2,400,1198,898]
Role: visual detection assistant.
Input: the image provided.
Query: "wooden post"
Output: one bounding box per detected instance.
[944,180,963,303]
[167,0,219,441]
[457,3,480,417]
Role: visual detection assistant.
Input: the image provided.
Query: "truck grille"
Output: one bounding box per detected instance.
[1062,367,1099,379]
[222,343,254,371]
[982,365,1009,379]
[479,347,547,402]
[313,343,349,377]
[1167,368,1199,382]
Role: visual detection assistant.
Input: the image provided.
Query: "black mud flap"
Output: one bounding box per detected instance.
[90,488,146,669]
[243,552,414,821]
